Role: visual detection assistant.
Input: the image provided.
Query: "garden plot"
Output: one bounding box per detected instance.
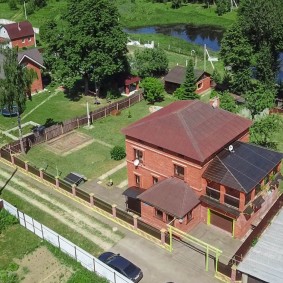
[16,246,73,283]
[45,131,94,156]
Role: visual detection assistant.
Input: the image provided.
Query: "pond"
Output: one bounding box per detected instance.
[125,24,224,51]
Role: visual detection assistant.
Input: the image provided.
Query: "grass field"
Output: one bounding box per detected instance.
[117,0,236,28]
[0,0,236,30]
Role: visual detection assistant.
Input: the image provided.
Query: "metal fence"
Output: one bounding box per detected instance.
[3,91,143,154]
[0,199,133,283]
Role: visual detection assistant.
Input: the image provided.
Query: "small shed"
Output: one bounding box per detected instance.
[117,74,140,95]
[164,66,211,95]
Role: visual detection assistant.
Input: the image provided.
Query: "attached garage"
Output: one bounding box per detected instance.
[210,210,233,234]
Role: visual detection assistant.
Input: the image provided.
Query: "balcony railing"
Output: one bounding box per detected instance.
[206,186,220,201]
[224,194,240,209]
[206,186,240,209]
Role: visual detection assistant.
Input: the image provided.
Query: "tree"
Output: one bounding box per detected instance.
[140,77,164,104]
[219,91,237,113]
[216,0,230,16]
[244,83,276,118]
[43,0,128,95]
[133,48,168,78]
[250,115,281,149]
[0,48,35,153]
[180,60,198,100]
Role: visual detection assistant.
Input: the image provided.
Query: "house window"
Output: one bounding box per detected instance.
[134,149,143,161]
[22,38,25,43]
[153,176,158,185]
[197,82,203,89]
[174,164,184,179]
[187,211,193,224]
[155,209,163,220]
[135,174,140,187]
[167,214,174,223]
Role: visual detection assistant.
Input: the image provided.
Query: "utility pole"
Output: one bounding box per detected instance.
[17,110,25,153]
[24,1,27,20]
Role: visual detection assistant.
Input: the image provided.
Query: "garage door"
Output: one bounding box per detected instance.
[210,210,233,234]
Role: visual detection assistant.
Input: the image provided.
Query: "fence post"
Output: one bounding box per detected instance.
[112,204,117,218]
[39,168,44,179]
[55,176,59,188]
[104,108,107,117]
[116,103,119,111]
[24,161,29,171]
[160,228,166,245]
[72,184,76,197]
[133,215,138,229]
[61,124,64,134]
[89,193,94,207]
[77,118,79,128]
[10,154,15,165]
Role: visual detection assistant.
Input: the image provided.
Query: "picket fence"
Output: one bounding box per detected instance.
[0,199,133,283]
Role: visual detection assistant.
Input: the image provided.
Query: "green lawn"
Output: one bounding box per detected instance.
[117,1,236,28]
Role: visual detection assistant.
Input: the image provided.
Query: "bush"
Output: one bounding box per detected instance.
[110,146,126,160]
[0,209,18,233]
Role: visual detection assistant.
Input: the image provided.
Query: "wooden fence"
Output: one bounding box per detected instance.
[3,91,143,153]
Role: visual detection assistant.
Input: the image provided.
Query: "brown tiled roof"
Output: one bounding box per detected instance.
[203,141,283,193]
[163,66,210,84]
[3,21,34,40]
[122,100,252,163]
[138,177,200,218]
[17,48,44,68]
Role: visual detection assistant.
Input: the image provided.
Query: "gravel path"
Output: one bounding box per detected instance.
[0,168,122,251]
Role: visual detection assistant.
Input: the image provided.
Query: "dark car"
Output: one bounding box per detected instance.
[98,252,143,282]
[63,172,87,186]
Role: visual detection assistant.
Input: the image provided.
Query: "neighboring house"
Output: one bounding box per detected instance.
[0,48,44,94]
[0,21,35,49]
[164,66,211,95]
[122,100,283,239]
[237,208,283,283]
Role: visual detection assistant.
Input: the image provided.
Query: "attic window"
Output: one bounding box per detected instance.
[174,164,184,179]
[197,82,203,90]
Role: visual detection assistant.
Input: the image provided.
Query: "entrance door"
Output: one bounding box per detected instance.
[210,210,233,234]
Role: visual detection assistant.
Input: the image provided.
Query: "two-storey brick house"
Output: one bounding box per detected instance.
[0,21,35,49]
[122,100,283,239]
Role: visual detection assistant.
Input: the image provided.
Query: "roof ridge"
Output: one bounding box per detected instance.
[177,101,205,161]
[217,155,246,192]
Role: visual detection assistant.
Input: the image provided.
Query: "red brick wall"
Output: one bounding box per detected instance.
[126,139,209,194]
[21,58,43,93]
[11,35,35,49]
[196,76,211,95]
[140,202,201,232]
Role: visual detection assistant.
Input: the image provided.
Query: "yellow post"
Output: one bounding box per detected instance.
[232,219,235,238]
[205,246,209,271]
[169,225,173,253]
[207,208,211,225]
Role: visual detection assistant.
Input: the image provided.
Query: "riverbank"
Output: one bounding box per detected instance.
[117,1,236,29]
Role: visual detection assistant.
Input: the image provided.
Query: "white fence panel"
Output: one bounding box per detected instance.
[59,236,76,259]
[42,225,59,247]
[24,214,35,233]
[95,259,115,283]
[33,219,43,238]
[3,200,18,218]
[18,211,26,226]
[76,246,95,271]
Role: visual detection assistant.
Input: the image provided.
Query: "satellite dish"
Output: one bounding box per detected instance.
[133,159,140,166]
[228,145,234,152]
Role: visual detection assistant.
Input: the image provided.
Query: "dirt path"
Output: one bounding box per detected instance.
[0,169,122,251]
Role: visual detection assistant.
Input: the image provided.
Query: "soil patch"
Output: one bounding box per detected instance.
[45,131,93,156]
[16,246,73,283]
